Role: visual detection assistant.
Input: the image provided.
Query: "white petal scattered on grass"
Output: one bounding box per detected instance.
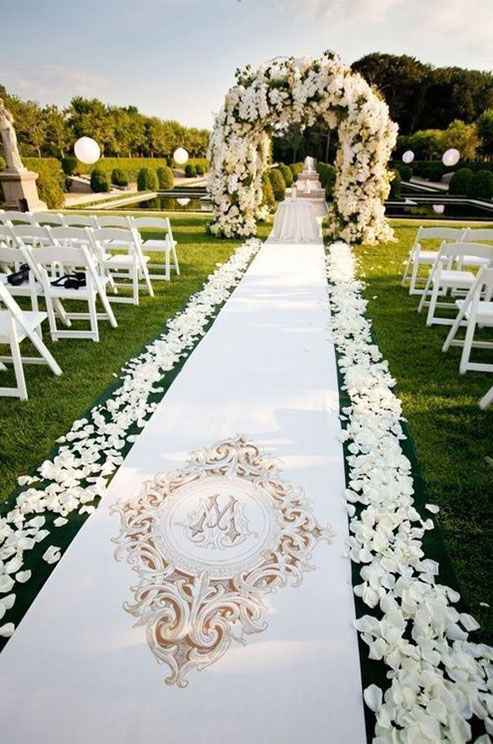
[53,517,68,527]
[363,684,382,712]
[425,503,440,514]
[0,622,15,637]
[15,570,31,584]
[0,575,15,594]
[42,546,61,565]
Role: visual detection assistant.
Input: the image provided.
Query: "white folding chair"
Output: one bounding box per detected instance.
[129,216,180,281]
[30,242,117,342]
[90,227,153,305]
[479,386,493,409]
[0,238,41,312]
[401,227,466,295]
[96,215,132,229]
[0,283,62,400]
[442,267,493,374]
[10,224,54,248]
[0,211,35,226]
[32,212,65,227]
[418,242,493,326]
[461,228,493,268]
[62,214,99,229]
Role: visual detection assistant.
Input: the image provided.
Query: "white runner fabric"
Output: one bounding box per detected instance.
[0,242,365,744]
[267,198,322,244]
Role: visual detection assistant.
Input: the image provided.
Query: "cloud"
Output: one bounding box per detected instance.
[2,65,112,106]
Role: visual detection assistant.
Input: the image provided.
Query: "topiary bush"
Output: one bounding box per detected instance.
[396,164,412,181]
[467,170,493,200]
[279,163,293,187]
[449,168,474,195]
[261,173,275,210]
[24,157,65,208]
[317,162,337,199]
[156,165,174,189]
[111,168,128,187]
[185,163,197,178]
[61,156,77,176]
[289,162,304,179]
[137,167,158,191]
[389,170,402,199]
[90,168,110,193]
[195,163,205,176]
[268,168,286,201]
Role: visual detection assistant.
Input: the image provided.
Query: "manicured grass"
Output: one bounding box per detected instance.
[358,220,493,637]
[0,213,247,504]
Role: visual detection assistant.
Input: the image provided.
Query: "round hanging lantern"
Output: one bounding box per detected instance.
[433,204,445,214]
[442,149,460,167]
[74,137,101,165]
[402,150,415,164]
[173,147,189,165]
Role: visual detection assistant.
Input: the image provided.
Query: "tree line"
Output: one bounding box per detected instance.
[0,84,209,161]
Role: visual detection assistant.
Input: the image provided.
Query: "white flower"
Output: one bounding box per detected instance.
[43,546,61,564]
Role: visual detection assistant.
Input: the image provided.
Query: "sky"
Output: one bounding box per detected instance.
[1,0,492,129]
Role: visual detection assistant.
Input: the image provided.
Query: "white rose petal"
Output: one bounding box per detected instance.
[0,622,15,637]
[43,546,62,565]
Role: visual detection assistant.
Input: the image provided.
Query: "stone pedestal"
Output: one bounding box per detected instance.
[0,169,47,211]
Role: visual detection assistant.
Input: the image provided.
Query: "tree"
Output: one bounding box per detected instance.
[443,120,479,161]
[478,109,493,158]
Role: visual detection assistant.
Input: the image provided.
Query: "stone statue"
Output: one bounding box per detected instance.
[0,98,26,172]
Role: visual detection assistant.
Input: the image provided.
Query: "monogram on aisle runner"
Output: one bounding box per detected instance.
[113,436,334,688]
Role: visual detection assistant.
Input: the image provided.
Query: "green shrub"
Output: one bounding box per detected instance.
[396,164,412,181]
[449,168,474,195]
[61,156,77,176]
[279,163,293,187]
[137,167,158,191]
[268,168,286,201]
[261,173,275,210]
[467,170,493,200]
[185,163,197,178]
[289,162,304,179]
[156,165,174,189]
[317,162,336,198]
[90,168,110,193]
[111,168,128,187]
[195,164,205,176]
[389,170,401,199]
[188,158,208,173]
[24,157,65,208]
[76,157,169,182]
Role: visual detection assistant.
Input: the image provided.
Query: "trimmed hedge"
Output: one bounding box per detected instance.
[90,168,110,193]
[389,170,402,199]
[395,163,413,181]
[188,158,208,173]
[156,165,174,189]
[316,162,336,199]
[268,168,286,201]
[289,162,304,178]
[261,173,275,210]
[76,157,169,181]
[111,168,128,187]
[137,167,158,191]
[61,156,77,176]
[24,157,65,209]
[449,168,474,196]
[185,163,197,177]
[467,170,493,200]
[279,163,293,187]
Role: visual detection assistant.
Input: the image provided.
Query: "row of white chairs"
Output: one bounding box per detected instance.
[402,227,493,409]
[0,211,180,282]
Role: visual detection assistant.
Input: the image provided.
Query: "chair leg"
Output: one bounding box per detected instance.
[45,295,59,341]
[480,386,493,410]
[409,261,420,295]
[443,304,467,352]
[459,317,477,374]
[401,256,411,286]
[10,337,28,401]
[426,283,440,326]
[88,292,99,342]
[142,263,154,297]
[172,245,180,276]
[132,264,139,305]
[165,251,171,282]
[27,325,62,377]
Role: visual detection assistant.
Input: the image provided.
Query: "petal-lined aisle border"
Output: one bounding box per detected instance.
[326,241,493,744]
[0,239,261,644]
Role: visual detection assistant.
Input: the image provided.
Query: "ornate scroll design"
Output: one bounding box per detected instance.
[112,436,334,687]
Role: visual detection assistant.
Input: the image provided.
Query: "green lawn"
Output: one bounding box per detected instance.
[0,213,248,504]
[358,220,493,637]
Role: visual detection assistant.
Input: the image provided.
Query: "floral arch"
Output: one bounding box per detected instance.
[207,51,398,244]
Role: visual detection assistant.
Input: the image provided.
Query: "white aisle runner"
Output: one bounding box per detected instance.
[0,242,366,744]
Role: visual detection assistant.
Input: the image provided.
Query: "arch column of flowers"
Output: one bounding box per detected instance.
[207,51,398,244]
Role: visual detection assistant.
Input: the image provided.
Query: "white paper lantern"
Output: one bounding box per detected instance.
[176,197,191,206]
[442,148,460,167]
[74,137,100,165]
[173,147,189,165]
[433,204,445,214]
[402,150,415,164]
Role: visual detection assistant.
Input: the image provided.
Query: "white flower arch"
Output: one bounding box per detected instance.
[207,51,398,244]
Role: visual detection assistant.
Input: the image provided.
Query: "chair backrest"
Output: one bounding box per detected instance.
[0,282,34,339]
[29,242,95,275]
[438,241,493,264]
[463,228,493,243]
[96,215,132,229]
[0,225,16,248]
[130,215,173,240]
[10,225,53,246]
[0,211,35,225]
[63,214,98,228]
[417,226,466,242]
[0,241,29,267]
[32,212,64,226]
[91,227,135,246]
[50,226,93,245]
